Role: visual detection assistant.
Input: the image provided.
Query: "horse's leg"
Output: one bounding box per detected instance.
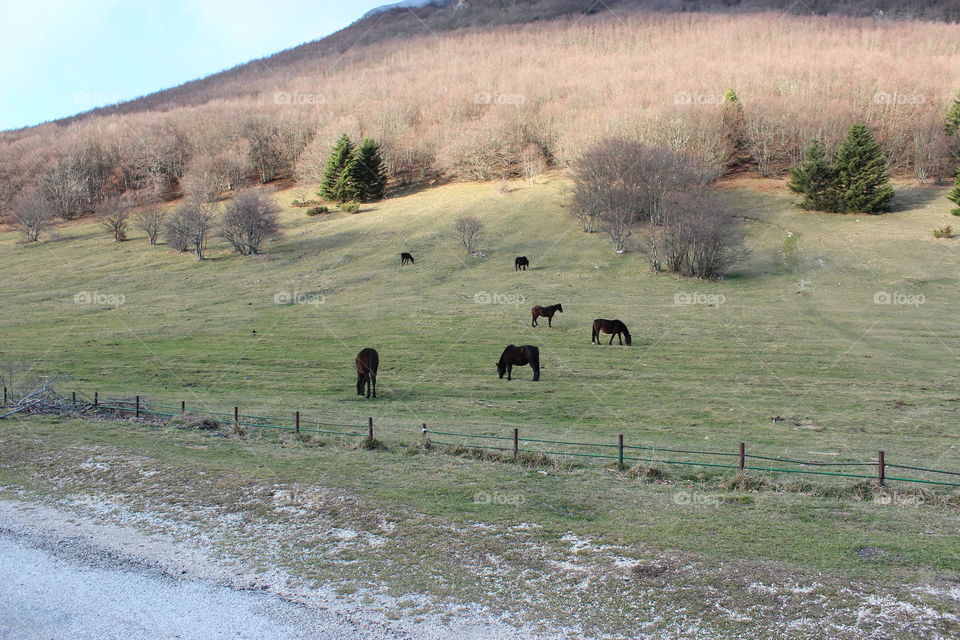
[609,334,615,345]
[547,315,552,328]
[507,364,512,381]
[532,313,537,327]
[617,333,623,345]
[371,374,376,399]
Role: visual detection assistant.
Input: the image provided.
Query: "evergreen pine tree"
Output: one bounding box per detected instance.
[319,134,354,202]
[720,88,746,167]
[833,123,894,213]
[351,138,387,201]
[945,90,960,137]
[788,139,839,212]
[948,165,960,215]
[333,155,363,204]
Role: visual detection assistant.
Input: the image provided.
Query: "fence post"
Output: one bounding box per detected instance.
[618,434,624,468]
[2,387,6,406]
[135,395,140,418]
[180,400,185,414]
[295,411,300,433]
[421,423,429,445]
[94,391,98,407]
[72,391,76,406]
[878,450,885,486]
[513,428,519,458]
[368,417,374,440]
[738,442,745,473]
[234,406,239,428]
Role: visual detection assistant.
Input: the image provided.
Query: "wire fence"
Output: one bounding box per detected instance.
[4,387,959,489]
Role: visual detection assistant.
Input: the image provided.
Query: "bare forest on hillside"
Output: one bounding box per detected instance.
[2,12,959,219]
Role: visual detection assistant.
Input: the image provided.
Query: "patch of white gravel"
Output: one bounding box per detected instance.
[0,499,541,640]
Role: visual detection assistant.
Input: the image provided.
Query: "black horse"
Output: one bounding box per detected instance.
[531,303,563,327]
[591,319,632,346]
[514,256,529,271]
[497,345,540,381]
[400,252,415,265]
[355,348,379,398]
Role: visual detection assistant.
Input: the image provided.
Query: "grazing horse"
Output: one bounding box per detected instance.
[591,319,632,346]
[496,344,540,381]
[514,256,529,271]
[531,303,563,327]
[400,252,415,265]
[355,348,379,398]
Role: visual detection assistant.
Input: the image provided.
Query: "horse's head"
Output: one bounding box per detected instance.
[557,304,563,313]
[496,359,506,378]
[624,333,632,346]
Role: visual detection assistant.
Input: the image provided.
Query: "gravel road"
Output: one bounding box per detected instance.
[0,532,377,640]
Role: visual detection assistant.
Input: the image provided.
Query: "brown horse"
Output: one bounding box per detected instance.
[531,303,563,327]
[355,348,379,398]
[497,345,540,381]
[515,256,529,271]
[400,252,414,265]
[591,319,631,346]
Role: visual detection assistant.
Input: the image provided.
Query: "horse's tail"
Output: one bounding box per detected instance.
[591,320,598,344]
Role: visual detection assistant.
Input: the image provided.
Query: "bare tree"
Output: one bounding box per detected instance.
[650,191,748,279]
[165,199,216,259]
[135,205,166,245]
[220,190,282,255]
[572,139,705,232]
[454,215,485,254]
[10,189,54,242]
[96,194,134,241]
[599,204,635,253]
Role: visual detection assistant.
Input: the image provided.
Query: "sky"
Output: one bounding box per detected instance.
[0,0,394,131]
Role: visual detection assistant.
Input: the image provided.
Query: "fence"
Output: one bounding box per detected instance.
[4,386,959,489]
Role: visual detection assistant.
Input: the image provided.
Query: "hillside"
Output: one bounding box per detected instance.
[10,0,960,128]
[3,7,960,224]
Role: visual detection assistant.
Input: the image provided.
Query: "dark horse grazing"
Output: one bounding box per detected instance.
[400,252,415,265]
[531,303,563,327]
[497,345,540,381]
[355,348,379,398]
[514,256,529,271]
[591,319,632,346]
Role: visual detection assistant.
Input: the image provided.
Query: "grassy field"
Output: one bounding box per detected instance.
[2,176,960,635]
[2,175,959,472]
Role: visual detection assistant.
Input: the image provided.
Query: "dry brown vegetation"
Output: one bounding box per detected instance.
[2,10,959,217]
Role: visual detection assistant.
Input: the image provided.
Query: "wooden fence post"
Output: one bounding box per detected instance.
[878,450,885,486]
[513,428,519,457]
[618,434,624,468]
[94,391,98,407]
[234,406,239,427]
[738,442,745,473]
[2,387,6,406]
[135,395,140,418]
[72,391,76,406]
[421,423,428,445]
[180,400,185,414]
[368,417,374,440]
[295,411,300,433]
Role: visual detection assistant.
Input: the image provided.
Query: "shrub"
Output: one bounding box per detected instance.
[134,206,166,245]
[10,189,54,243]
[306,205,329,216]
[572,139,705,233]
[164,199,216,259]
[96,194,134,241]
[220,190,282,255]
[933,225,952,238]
[649,190,748,279]
[340,201,361,214]
[454,215,484,254]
